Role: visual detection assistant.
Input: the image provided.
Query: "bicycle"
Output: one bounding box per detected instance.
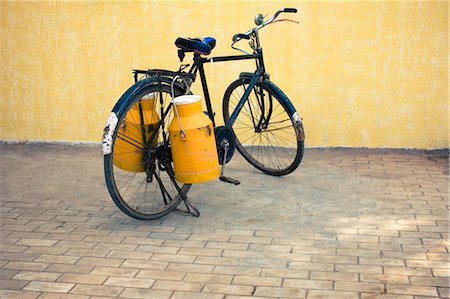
[102,8,305,220]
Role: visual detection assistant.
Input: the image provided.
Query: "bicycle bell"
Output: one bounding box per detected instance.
[254,13,264,25]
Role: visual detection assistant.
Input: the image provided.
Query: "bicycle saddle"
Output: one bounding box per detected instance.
[175,37,216,55]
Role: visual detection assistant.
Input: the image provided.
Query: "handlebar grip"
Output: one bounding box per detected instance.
[232,33,250,42]
[283,8,297,13]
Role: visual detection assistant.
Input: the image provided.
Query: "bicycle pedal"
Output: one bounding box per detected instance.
[219,176,240,185]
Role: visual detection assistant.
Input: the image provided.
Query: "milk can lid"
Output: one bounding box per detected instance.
[173,95,201,105]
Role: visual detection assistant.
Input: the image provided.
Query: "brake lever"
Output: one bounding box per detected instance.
[231,41,251,55]
[271,19,300,25]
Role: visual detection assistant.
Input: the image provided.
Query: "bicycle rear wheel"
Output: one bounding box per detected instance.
[223,78,304,176]
[103,79,191,220]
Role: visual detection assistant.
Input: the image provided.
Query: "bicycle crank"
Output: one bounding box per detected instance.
[215,126,240,185]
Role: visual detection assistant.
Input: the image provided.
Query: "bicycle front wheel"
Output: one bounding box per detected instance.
[223,78,304,176]
[104,78,191,220]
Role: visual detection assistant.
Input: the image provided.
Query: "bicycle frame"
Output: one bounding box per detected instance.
[133,48,267,130]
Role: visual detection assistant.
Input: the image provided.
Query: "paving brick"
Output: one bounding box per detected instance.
[15,239,57,247]
[232,275,281,287]
[312,254,357,264]
[359,257,405,266]
[410,276,450,287]
[163,240,206,248]
[386,284,438,296]
[23,281,75,293]
[273,238,315,246]
[178,247,222,256]
[195,256,240,266]
[137,269,185,280]
[172,291,224,299]
[91,266,139,277]
[203,283,254,295]
[152,253,196,263]
[283,278,332,289]
[0,278,29,290]
[253,286,306,298]
[335,281,385,293]
[76,257,123,267]
[150,232,190,240]
[184,273,231,284]
[135,244,179,254]
[206,241,249,250]
[121,259,168,270]
[307,290,359,299]
[94,242,139,251]
[107,250,153,260]
[216,229,254,236]
[0,252,39,262]
[35,255,81,265]
[361,273,409,284]
[57,273,108,285]
[0,290,40,299]
[248,244,293,253]
[260,268,308,279]
[381,250,427,260]
[406,259,449,268]
[426,252,450,260]
[384,266,432,276]
[292,246,336,255]
[153,280,203,292]
[122,237,164,245]
[189,233,230,242]
[45,233,86,242]
[120,288,172,299]
[3,261,49,271]
[64,248,110,258]
[360,294,413,299]
[214,266,261,276]
[288,261,334,271]
[167,262,213,274]
[104,276,154,288]
[0,269,19,280]
[438,287,450,298]
[37,294,89,299]
[432,268,450,277]
[45,264,94,274]
[13,271,62,282]
[229,236,271,244]
[310,271,358,281]
[70,284,123,296]
[54,241,97,249]
[24,246,69,255]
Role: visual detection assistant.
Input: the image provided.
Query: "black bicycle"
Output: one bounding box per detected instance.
[102,8,305,220]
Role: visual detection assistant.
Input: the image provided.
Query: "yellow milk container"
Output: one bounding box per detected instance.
[169,95,220,183]
[114,93,160,172]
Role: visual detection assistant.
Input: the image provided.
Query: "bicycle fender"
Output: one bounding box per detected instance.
[111,76,186,115]
[102,75,186,155]
[263,80,305,142]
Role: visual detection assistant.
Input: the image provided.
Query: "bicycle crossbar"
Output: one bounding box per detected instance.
[202,54,260,64]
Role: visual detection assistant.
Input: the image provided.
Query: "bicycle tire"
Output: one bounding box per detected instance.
[223,78,304,176]
[104,77,191,220]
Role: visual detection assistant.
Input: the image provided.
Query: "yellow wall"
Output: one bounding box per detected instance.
[1,1,448,148]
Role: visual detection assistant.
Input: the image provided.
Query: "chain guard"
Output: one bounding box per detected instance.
[215,126,236,165]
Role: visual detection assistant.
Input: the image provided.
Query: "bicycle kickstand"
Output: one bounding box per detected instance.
[219,140,240,185]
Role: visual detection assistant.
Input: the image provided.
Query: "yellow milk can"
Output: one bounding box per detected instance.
[114,93,160,172]
[169,95,220,183]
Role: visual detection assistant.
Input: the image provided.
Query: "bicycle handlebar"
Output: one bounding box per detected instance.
[233,8,297,43]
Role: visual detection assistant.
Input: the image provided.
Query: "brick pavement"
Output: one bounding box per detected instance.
[0,144,448,299]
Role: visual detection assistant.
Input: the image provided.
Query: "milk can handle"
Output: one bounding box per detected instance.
[171,76,187,140]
